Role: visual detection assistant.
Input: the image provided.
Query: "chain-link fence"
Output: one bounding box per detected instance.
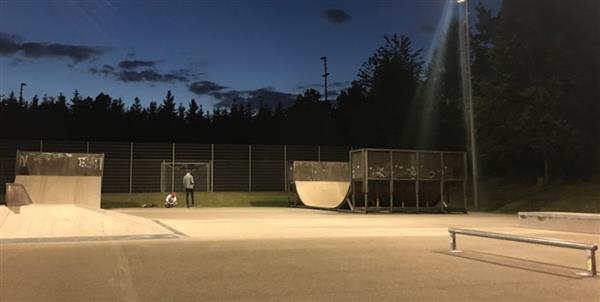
[0,140,349,193]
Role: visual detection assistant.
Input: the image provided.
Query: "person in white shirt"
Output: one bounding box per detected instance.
[165,192,177,208]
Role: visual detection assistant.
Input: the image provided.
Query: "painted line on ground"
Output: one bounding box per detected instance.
[152,219,189,237]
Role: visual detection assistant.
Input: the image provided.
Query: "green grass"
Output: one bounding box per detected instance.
[101,191,293,209]
[475,180,600,214]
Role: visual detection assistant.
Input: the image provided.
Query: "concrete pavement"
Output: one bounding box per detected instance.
[1,208,599,301]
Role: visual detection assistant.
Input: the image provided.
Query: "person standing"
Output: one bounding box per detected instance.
[183,171,195,208]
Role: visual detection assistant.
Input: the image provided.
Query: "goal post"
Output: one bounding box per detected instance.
[160,161,211,193]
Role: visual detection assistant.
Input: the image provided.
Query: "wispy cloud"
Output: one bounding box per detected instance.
[188,82,297,108]
[89,64,190,83]
[296,81,351,90]
[117,59,160,69]
[322,9,351,25]
[189,80,227,95]
[0,32,107,63]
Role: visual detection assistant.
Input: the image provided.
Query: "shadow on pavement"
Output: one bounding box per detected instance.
[436,250,585,279]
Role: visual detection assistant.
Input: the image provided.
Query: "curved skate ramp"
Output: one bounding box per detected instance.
[292,161,350,209]
[0,204,175,241]
[295,181,350,209]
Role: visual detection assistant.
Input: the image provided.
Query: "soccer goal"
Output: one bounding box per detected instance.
[160,161,212,193]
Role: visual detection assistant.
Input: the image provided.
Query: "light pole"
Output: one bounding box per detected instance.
[19,82,27,102]
[320,56,329,102]
[457,0,479,209]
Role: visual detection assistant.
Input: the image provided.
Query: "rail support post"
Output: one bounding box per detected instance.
[586,247,597,277]
[449,230,460,252]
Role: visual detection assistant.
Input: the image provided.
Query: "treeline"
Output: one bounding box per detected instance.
[1,0,598,182]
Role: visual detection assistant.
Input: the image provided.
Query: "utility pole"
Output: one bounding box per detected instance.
[320,56,329,102]
[19,83,27,102]
[457,0,479,209]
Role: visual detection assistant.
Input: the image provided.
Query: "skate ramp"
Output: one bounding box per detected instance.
[4,183,33,206]
[0,204,174,240]
[295,181,351,209]
[14,175,101,208]
[292,161,350,209]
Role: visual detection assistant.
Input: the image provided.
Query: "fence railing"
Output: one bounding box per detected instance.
[0,140,350,193]
[448,227,598,277]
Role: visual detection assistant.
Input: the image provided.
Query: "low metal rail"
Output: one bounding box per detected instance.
[448,227,598,277]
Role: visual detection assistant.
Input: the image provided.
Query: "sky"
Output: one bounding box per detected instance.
[0,0,501,109]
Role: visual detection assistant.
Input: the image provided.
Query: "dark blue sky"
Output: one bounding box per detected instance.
[0,0,500,109]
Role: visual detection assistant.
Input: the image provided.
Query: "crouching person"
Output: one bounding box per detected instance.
[165,192,177,208]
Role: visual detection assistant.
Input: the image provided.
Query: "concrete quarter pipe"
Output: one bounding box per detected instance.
[292,161,350,209]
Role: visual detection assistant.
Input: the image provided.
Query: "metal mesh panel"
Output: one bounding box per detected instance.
[161,162,210,192]
[175,143,211,161]
[251,145,284,191]
[41,140,87,153]
[89,141,130,193]
[351,151,364,179]
[444,153,465,180]
[0,140,40,194]
[132,143,172,192]
[213,144,249,191]
[292,161,349,181]
[393,151,417,179]
[367,151,391,179]
[286,145,318,161]
[320,145,350,161]
[419,152,441,180]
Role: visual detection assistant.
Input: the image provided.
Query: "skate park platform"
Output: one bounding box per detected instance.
[2,208,599,301]
[1,151,177,243]
[0,204,176,242]
[519,211,600,234]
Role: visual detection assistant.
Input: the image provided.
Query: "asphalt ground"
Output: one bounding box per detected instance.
[1,208,599,301]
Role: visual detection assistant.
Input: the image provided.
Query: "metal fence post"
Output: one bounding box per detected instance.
[416,151,420,211]
[171,143,175,193]
[86,141,90,153]
[211,144,214,192]
[39,140,43,152]
[440,153,445,209]
[449,230,457,251]
[283,145,287,192]
[249,144,252,192]
[318,146,321,162]
[588,248,597,277]
[129,142,133,193]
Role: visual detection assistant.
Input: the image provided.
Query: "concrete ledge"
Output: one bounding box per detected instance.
[0,233,180,244]
[518,211,600,234]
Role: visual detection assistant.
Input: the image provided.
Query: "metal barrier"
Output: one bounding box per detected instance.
[448,227,598,277]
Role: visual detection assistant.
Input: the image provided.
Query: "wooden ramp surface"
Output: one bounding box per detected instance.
[294,181,350,209]
[14,175,101,207]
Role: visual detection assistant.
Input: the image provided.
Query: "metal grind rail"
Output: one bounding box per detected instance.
[448,227,597,277]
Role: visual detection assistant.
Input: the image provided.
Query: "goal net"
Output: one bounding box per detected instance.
[160,161,211,193]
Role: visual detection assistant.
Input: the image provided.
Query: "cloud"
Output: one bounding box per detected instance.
[420,24,435,34]
[117,59,159,69]
[322,9,351,25]
[0,32,106,63]
[296,81,351,90]
[211,87,296,109]
[89,64,190,83]
[189,80,227,95]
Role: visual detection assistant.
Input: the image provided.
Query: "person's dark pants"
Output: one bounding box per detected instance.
[186,188,195,207]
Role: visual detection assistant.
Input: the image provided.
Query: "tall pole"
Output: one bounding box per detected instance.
[458,0,479,209]
[19,83,26,101]
[320,56,329,102]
